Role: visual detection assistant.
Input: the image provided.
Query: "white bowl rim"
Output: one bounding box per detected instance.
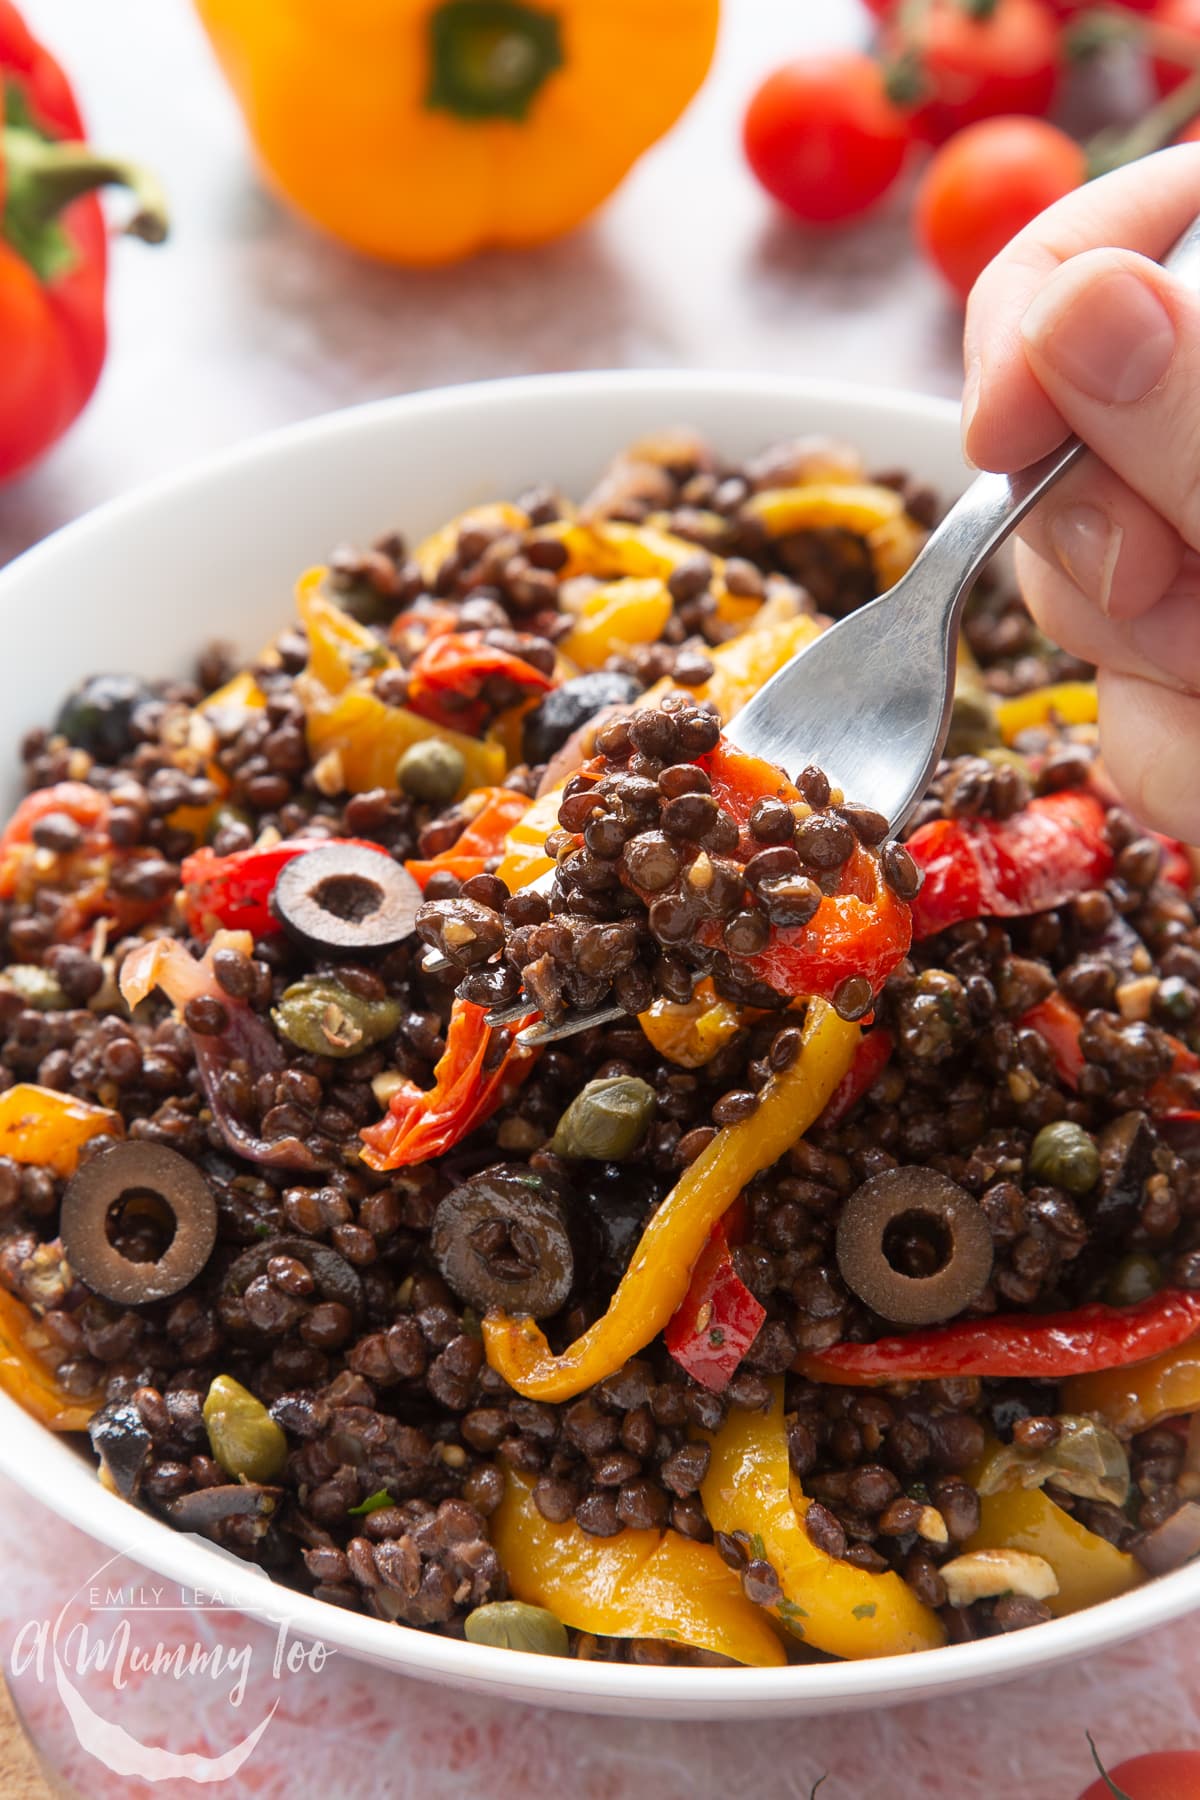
[1,367,1195,1717]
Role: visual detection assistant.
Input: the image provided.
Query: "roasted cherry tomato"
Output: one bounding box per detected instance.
[1077,1747,1200,1800]
[1152,0,1200,94]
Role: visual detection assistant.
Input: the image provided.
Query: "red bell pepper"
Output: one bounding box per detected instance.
[406,632,554,737]
[815,1028,894,1130]
[359,999,539,1170]
[0,2,167,480]
[664,1219,766,1392]
[797,1289,1200,1385]
[180,836,385,939]
[700,741,913,1004]
[1156,834,1193,892]
[405,787,531,889]
[906,789,1113,941]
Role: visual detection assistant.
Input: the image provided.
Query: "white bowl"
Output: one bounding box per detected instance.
[1,370,1195,1720]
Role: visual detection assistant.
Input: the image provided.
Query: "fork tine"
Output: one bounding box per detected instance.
[513,1003,626,1046]
[484,997,537,1028]
[420,948,454,976]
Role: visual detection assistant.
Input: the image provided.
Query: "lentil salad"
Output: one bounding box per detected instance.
[1,425,1198,1666]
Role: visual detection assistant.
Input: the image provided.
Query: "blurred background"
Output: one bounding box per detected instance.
[1,0,968,565]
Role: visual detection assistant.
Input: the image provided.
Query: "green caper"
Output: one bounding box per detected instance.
[551,1076,657,1161]
[397,738,466,804]
[273,977,402,1058]
[202,1374,287,1482]
[946,688,1001,758]
[1,965,70,1011]
[1028,1120,1101,1195]
[463,1601,569,1657]
[1104,1250,1162,1309]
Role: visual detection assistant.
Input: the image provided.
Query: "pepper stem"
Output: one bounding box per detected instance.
[1086,65,1200,177]
[2,123,169,281]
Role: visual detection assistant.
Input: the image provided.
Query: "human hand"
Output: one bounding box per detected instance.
[962,144,1200,842]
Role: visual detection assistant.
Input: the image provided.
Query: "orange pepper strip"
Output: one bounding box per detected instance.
[491,1470,785,1668]
[482,1000,859,1401]
[0,1290,101,1432]
[0,1084,121,1177]
[405,787,532,889]
[701,1380,944,1658]
[1061,1339,1200,1435]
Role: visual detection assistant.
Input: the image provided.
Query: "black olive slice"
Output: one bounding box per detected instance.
[61,1142,218,1306]
[835,1167,993,1326]
[89,1398,152,1499]
[432,1164,573,1318]
[166,1483,281,1537]
[218,1235,365,1335]
[271,843,421,953]
[522,672,641,765]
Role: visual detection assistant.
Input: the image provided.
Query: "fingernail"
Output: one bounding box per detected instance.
[1047,502,1124,614]
[1021,267,1175,404]
[960,356,981,458]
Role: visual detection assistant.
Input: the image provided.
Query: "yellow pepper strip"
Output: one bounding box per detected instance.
[1061,1340,1200,1435]
[964,1440,1141,1616]
[994,681,1099,746]
[640,612,822,723]
[483,1001,859,1401]
[197,669,265,716]
[558,577,673,671]
[638,980,746,1069]
[0,1289,101,1432]
[742,484,926,594]
[555,518,764,628]
[295,573,504,798]
[414,503,529,586]
[701,1380,944,1658]
[491,1470,785,1668]
[0,1084,121,1178]
[493,786,563,893]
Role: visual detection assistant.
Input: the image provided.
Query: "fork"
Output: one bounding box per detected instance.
[431,214,1200,1049]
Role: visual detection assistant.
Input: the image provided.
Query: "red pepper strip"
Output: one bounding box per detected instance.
[0,4,168,481]
[798,1289,1200,1385]
[180,835,384,939]
[406,632,554,737]
[405,788,531,889]
[1021,989,1200,1117]
[388,599,460,652]
[1154,833,1193,892]
[664,1223,765,1393]
[1021,992,1089,1088]
[360,999,539,1171]
[0,780,109,897]
[906,789,1113,940]
[700,741,913,1003]
[815,1029,894,1130]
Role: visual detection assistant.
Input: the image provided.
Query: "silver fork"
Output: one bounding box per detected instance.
[435,214,1200,1049]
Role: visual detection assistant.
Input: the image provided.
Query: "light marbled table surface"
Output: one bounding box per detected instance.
[0,2,1194,1795]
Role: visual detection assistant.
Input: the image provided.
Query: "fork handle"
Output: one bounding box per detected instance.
[912,207,1200,618]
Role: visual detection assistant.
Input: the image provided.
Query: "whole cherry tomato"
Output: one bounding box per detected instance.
[915,115,1085,301]
[892,0,1061,143]
[1151,0,1200,94]
[1077,1748,1200,1799]
[743,54,913,225]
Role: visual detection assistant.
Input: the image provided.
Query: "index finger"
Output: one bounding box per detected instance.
[962,144,1200,472]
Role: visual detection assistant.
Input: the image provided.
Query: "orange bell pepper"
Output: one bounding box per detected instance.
[490,1470,785,1668]
[0,1083,120,1176]
[482,1000,859,1401]
[0,1288,101,1431]
[964,1438,1141,1616]
[700,1379,944,1658]
[637,979,746,1069]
